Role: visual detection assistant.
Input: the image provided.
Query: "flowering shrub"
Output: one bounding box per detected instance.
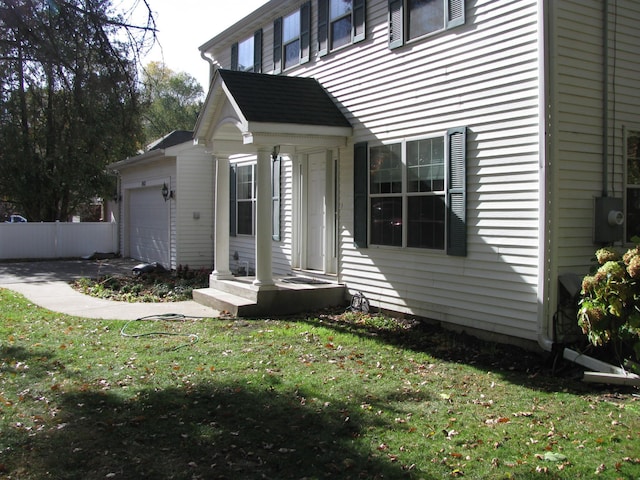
[578,246,640,364]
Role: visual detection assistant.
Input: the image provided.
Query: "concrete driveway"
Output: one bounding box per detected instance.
[0,258,220,320]
[0,258,140,284]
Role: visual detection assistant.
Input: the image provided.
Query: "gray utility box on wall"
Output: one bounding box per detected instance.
[594,196,624,244]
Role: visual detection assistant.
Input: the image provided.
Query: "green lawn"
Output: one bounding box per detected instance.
[1,288,638,479]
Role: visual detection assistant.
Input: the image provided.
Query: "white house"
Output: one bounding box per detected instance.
[185,0,639,351]
[109,131,215,270]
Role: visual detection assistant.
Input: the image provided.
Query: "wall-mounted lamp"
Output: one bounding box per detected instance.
[161,182,173,201]
[272,145,280,160]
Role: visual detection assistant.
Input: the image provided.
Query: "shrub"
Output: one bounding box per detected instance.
[578,246,640,366]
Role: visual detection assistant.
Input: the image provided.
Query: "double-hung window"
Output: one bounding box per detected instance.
[231,30,263,72]
[318,0,366,57]
[354,128,467,255]
[236,164,256,235]
[389,0,465,49]
[369,137,446,249]
[273,2,311,73]
[229,159,282,239]
[625,130,640,242]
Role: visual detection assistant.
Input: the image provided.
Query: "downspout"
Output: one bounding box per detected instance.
[537,0,554,351]
[602,0,610,197]
[200,50,217,88]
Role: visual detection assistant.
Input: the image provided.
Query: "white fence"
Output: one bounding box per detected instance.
[0,222,118,260]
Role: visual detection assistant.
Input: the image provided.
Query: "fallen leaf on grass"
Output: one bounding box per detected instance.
[485,417,510,425]
[537,452,567,462]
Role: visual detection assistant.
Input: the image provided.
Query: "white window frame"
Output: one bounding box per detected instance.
[283,10,302,70]
[369,133,447,250]
[389,0,465,49]
[329,0,354,50]
[625,127,640,243]
[237,36,255,72]
[236,163,256,236]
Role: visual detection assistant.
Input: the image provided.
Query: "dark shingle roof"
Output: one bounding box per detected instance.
[148,130,194,151]
[218,70,351,128]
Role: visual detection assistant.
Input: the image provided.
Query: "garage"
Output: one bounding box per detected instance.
[109,130,214,270]
[128,186,170,266]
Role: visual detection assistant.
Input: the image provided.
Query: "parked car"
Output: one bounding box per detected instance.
[5,215,27,223]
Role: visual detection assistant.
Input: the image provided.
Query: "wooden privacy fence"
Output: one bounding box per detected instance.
[0,222,118,260]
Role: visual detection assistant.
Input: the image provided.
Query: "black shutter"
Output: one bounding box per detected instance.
[272,156,282,241]
[273,17,282,74]
[446,0,465,29]
[388,0,403,49]
[231,42,239,70]
[300,1,311,63]
[446,127,467,256]
[354,142,368,248]
[254,29,262,73]
[318,0,329,57]
[353,0,366,43]
[230,164,237,236]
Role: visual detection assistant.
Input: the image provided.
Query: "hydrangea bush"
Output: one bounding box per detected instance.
[578,246,640,366]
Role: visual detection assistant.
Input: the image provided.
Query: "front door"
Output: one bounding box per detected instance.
[307,152,326,271]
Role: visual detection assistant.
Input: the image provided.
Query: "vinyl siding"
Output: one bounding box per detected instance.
[203,0,543,340]
[326,0,542,340]
[553,0,640,276]
[175,150,215,269]
[117,147,216,271]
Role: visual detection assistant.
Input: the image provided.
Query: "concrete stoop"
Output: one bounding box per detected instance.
[192,275,348,317]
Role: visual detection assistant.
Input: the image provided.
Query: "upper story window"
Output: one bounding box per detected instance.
[318,0,366,57]
[330,0,353,49]
[273,2,311,73]
[625,130,640,242]
[231,30,263,73]
[284,11,302,67]
[389,0,465,49]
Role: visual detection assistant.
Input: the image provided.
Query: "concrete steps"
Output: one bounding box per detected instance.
[192,276,347,317]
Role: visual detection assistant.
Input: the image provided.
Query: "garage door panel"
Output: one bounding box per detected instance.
[128,188,170,265]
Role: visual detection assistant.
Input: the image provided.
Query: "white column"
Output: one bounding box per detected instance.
[254,148,274,286]
[212,155,233,279]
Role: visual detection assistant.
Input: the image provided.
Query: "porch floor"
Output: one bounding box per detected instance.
[192,274,348,317]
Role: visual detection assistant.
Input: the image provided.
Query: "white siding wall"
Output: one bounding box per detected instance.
[335,0,541,340]
[553,0,640,277]
[273,156,294,275]
[176,149,215,269]
[206,0,543,340]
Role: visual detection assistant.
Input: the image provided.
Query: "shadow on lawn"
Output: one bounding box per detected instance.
[299,311,603,395]
[8,380,410,479]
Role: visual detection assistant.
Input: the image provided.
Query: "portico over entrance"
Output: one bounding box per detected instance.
[193,69,351,309]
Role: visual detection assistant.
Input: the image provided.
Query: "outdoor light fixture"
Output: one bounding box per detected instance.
[272,145,280,160]
[161,182,173,201]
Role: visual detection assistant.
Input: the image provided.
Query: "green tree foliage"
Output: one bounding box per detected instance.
[140,61,203,147]
[0,0,154,221]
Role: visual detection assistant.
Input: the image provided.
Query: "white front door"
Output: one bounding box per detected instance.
[307,152,326,271]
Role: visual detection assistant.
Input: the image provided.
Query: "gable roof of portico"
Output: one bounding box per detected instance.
[194,69,352,152]
[218,70,351,127]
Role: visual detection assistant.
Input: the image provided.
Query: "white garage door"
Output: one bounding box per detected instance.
[128,187,170,266]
